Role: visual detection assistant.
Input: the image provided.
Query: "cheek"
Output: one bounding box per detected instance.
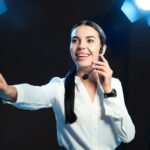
[70,47,74,56]
[69,44,73,53]
[91,49,99,60]
[70,44,77,54]
[70,47,75,60]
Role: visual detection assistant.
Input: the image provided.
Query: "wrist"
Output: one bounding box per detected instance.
[103,87,112,93]
[104,89,117,98]
[6,86,17,102]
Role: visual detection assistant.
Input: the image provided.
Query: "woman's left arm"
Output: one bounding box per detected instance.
[103,79,135,143]
[93,55,135,143]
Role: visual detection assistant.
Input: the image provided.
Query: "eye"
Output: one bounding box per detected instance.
[87,39,94,43]
[71,38,79,44]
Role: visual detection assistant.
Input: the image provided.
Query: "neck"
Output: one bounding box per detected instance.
[76,69,98,83]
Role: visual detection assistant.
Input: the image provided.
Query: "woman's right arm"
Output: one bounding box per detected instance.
[0,73,58,110]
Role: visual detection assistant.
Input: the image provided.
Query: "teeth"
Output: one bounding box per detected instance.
[77,54,89,57]
[77,55,88,57]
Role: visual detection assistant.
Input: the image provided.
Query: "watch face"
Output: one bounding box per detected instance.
[104,89,117,98]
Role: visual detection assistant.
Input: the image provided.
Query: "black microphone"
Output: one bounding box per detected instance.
[82,68,94,80]
[82,47,103,80]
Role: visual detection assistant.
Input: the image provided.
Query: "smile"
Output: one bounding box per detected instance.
[76,53,90,60]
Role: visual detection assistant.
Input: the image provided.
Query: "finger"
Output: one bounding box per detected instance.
[92,61,110,71]
[0,73,7,84]
[92,60,102,66]
[99,54,108,64]
[93,65,107,73]
[93,65,113,76]
[93,69,107,77]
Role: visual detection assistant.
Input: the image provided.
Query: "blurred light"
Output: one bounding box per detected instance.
[121,0,150,26]
[0,0,7,15]
[135,0,150,11]
[147,16,150,26]
[121,0,142,22]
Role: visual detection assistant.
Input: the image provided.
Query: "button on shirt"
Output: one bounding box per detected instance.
[10,76,135,150]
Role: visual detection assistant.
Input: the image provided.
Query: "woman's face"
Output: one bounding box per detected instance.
[70,25,101,70]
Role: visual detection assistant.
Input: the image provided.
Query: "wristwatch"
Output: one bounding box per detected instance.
[104,89,117,98]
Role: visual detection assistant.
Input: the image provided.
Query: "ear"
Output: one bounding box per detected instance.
[100,44,107,55]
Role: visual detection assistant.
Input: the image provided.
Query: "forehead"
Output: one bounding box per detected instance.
[71,25,99,38]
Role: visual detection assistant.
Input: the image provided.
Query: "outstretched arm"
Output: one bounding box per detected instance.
[0,74,59,110]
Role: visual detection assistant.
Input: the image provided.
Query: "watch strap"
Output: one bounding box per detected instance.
[104,89,117,98]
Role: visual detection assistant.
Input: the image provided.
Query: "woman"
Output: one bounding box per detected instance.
[0,20,135,150]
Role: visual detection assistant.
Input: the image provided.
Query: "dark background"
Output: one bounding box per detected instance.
[0,0,150,149]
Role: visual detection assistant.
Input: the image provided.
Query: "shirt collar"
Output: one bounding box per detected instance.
[75,75,104,92]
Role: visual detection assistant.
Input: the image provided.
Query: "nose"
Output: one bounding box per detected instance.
[77,40,86,50]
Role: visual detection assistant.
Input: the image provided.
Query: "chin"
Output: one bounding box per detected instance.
[77,63,91,70]
[74,59,92,68]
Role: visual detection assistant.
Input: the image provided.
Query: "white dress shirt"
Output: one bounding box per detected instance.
[9,76,135,150]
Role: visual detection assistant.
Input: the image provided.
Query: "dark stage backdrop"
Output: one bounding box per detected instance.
[0,0,150,150]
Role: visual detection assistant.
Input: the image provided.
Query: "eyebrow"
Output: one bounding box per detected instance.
[86,36,96,39]
[71,36,79,39]
[72,36,96,39]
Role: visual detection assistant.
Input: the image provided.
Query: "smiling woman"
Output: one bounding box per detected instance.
[0,20,135,150]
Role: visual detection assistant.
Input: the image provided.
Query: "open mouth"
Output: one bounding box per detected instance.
[76,53,90,60]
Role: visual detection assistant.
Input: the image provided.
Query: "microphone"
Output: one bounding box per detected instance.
[82,68,94,80]
[82,47,103,80]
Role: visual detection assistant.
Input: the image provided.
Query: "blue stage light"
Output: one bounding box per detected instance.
[147,16,150,26]
[0,0,7,15]
[121,0,142,23]
[121,0,150,26]
[135,0,150,11]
